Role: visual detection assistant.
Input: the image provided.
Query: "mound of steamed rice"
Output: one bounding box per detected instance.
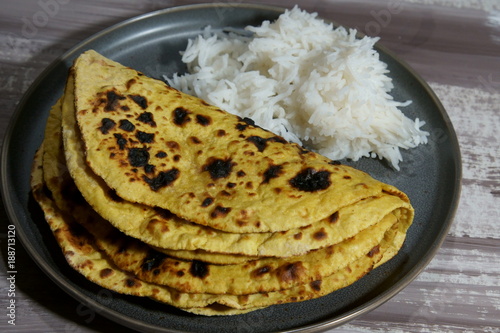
[166,6,428,170]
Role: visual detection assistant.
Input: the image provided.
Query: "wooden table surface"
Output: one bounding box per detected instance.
[1,0,499,332]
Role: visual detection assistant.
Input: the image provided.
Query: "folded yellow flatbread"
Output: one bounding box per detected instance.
[30,50,415,315]
[73,50,409,234]
[31,143,406,313]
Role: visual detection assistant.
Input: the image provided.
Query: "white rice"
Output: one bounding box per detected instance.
[166,6,428,170]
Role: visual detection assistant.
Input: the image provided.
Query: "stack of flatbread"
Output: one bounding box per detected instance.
[30,50,414,315]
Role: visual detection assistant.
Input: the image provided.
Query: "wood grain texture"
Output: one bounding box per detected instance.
[1,0,499,332]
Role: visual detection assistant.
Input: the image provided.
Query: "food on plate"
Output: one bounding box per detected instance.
[31,147,254,316]
[41,91,410,296]
[33,141,404,315]
[62,52,411,263]
[30,6,418,315]
[73,50,409,236]
[167,6,428,170]
[32,135,408,313]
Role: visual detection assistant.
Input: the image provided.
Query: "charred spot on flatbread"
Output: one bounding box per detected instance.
[203,157,234,180]
[196,114,212,126]
[141,251,167,272]
[99,118,116,134]
[126,78,137,90]
[310,280,322,291]
[137,111,156,127]
[236,117,255,131]
[142,168,180,191]
[367,245,380,257]
[210,205,231,218]
[173,107,191,126]
[144,164,155,174]
[128,94,148,109]
[189,136,202,144]
[125,278,142,288]
[289,168,331,192]
[113,133,127,150]
[329,211,339,223]
[246,136,288,152]
[166,141,180,151]
[99,268,114,278]
[119,119,135,132]
[189,260,209,279]
[136,131,154,144]
[246,136,267,152]
[104,90,126,112]
[252,265,272,278]
[313,228,328,241]
[128,148,149,167]
[201,197,214,207]
[155,151,167,158]
[262,164,284,184]
[276,262,306,283]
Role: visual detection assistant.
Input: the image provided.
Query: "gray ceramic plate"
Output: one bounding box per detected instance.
[1,3,461,333]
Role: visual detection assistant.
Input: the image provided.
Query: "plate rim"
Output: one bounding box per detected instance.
[1,2,462,332]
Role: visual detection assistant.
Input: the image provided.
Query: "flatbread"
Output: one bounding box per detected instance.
[42,99,410,295]
[30,50,416,315]
[101,213,398,295]
[73,50,409,234]
[32,145,255,313]
[60,68,412,258]
[32,142,404,313]
[48,98,401,294]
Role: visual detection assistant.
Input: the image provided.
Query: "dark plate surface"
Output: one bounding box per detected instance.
[1,3,461,333]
